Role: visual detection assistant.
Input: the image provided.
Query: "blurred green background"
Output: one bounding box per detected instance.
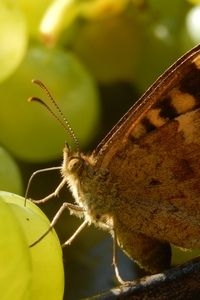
[1,0,200,299]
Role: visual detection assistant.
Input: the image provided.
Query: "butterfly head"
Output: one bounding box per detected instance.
[62,143,85,179]
[61,143,95,209]
[64,143,81,168]
[61,143,114,230]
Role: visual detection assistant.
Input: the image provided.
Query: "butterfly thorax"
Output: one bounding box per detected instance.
[61,144,114,231]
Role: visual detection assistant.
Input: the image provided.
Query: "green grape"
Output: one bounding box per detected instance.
[39,0,129,45]
[17,0,52,39]
[171,245,200,266]
[39,0,144,82]
[147,0,190,21]
[0,146,23,195]
[0,1,27,82]
[133,31,181,92]
[0,45,100,162]
[185,6,200,44]
[131,1,190,91]
[188,0,200,3]
[0,194,31,299]
[2,191,64,300]
[61,10,144,83]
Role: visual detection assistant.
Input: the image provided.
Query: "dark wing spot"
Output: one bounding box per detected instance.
[149,178,162,186]
[180,63,200,103]
[154,96,179,120]
[142,117,157,132]
[173,159,194,182]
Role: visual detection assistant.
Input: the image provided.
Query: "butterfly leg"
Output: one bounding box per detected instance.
[34,179,67,204]
[31,178,66,204]
[30,202,85,247]
[112,229,127,284]
[62,219,88,247]
[25,166,63,204]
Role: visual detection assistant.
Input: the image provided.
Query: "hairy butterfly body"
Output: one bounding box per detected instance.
[31,43,200,277]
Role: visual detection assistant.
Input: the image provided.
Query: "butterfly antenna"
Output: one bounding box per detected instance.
[28,79,80,151]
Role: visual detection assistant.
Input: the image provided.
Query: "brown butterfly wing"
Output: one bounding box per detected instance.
[93,43,200,166]
[91,44,200,272]
[115,110,200,245]
[96,109,200,272]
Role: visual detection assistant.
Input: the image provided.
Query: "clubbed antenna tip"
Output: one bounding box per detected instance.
[29,79,80,152]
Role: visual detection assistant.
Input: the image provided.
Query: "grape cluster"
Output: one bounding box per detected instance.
[0,0,199,299]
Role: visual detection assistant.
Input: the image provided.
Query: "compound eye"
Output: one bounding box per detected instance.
[68,157,83,173]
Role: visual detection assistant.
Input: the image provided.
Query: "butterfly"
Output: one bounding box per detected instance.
[29,43,200,281]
